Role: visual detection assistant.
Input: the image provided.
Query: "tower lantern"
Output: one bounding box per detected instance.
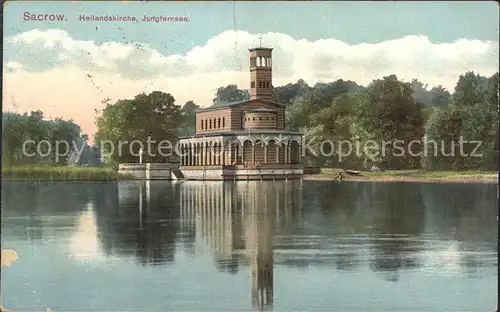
[249,45,274,101]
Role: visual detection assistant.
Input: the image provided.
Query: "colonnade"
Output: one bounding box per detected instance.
[179,139,301,167]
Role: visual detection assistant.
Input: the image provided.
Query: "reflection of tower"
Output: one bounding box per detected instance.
[179,180,304,309]
[243,182,275,309]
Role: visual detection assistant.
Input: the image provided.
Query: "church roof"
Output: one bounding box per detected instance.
[247,107,277,112]
[195,99,283,113]
[248,47,273,52]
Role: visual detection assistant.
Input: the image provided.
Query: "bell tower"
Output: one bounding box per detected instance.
[249,42,274,101]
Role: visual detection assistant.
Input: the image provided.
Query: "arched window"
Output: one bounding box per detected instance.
[259,81,262,88]
[204,120,208,129]
[222,118,225,128]
[201,119,204,130]
[218,118,221,128]
[209,119,212,129]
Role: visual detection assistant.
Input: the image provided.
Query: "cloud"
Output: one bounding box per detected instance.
[3,29,499,137]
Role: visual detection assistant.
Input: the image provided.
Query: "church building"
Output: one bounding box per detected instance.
[177,45,303,180]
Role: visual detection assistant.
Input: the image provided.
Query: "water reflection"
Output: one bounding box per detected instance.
[179,181,302,310]
[95,181,180,265]
[368,182,426,282]
[1,181,497,311]
[69,202,104,260]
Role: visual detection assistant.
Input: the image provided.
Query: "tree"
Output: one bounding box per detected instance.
[410,79,432,106]
[2,111,84,166]
[452,71,489,107]
[178,101,200,136]
[422,107,464,170]
[429,85,451,107]
[212,85,250,104]
[303,91,373,169]
[366,75,425,169]
[274,79,312,105]
[285,94,317,131]
[94,91,183,166]
[422,72,498,171]
[458,72,498,170]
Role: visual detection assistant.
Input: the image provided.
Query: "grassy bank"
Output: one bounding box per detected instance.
[306,168,497,183]
[2,165,133,181]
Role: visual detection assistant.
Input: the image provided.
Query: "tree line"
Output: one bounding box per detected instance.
[2,110,100,166]
[204,71,498,171]
[3,70,498,171]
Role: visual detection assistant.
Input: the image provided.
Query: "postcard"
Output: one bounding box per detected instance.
[2,1,498,311]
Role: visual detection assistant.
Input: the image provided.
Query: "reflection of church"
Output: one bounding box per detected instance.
[179,181,303,310]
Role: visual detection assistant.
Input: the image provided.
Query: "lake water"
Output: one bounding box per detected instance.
[1,180,497,311]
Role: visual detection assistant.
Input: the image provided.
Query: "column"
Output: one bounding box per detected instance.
[284,142,288,164]
[209,141,213,166]
[229,143,234,165]
[222,143,226,165]
[197,143,201,166]
[189,143,193,166]
[219,143,222,165]
[235,143,239,165]
[215,143,219,165]
[194,143,197,166]
[264,145,268,164]
[239,144,243,165]
[182,145,186,166]
[205,142,209,166]
[287,143,292,164]
[208,142,212,166]
[252,142,256,165]
[212,142,215,166]
[192,143,196,166]
[191,143,195,166]
[180,145,183,166]
[211,141,215,166]
[297,142,302,164]
[205,142,208,166]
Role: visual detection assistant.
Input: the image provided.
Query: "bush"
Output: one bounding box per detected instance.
[2,165,130,181]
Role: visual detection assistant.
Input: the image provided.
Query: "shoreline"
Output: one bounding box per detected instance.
[304,169,497,184]
[2,165,497,184]
[304,174,497,183]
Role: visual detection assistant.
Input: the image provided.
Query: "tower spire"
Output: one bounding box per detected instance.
[258,35,263,47]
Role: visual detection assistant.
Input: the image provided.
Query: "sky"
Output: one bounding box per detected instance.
[3,1,499,137]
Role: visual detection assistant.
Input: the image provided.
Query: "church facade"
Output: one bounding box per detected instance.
[177,46,303,180]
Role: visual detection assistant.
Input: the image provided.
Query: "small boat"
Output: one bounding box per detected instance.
[343,169,362,176]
